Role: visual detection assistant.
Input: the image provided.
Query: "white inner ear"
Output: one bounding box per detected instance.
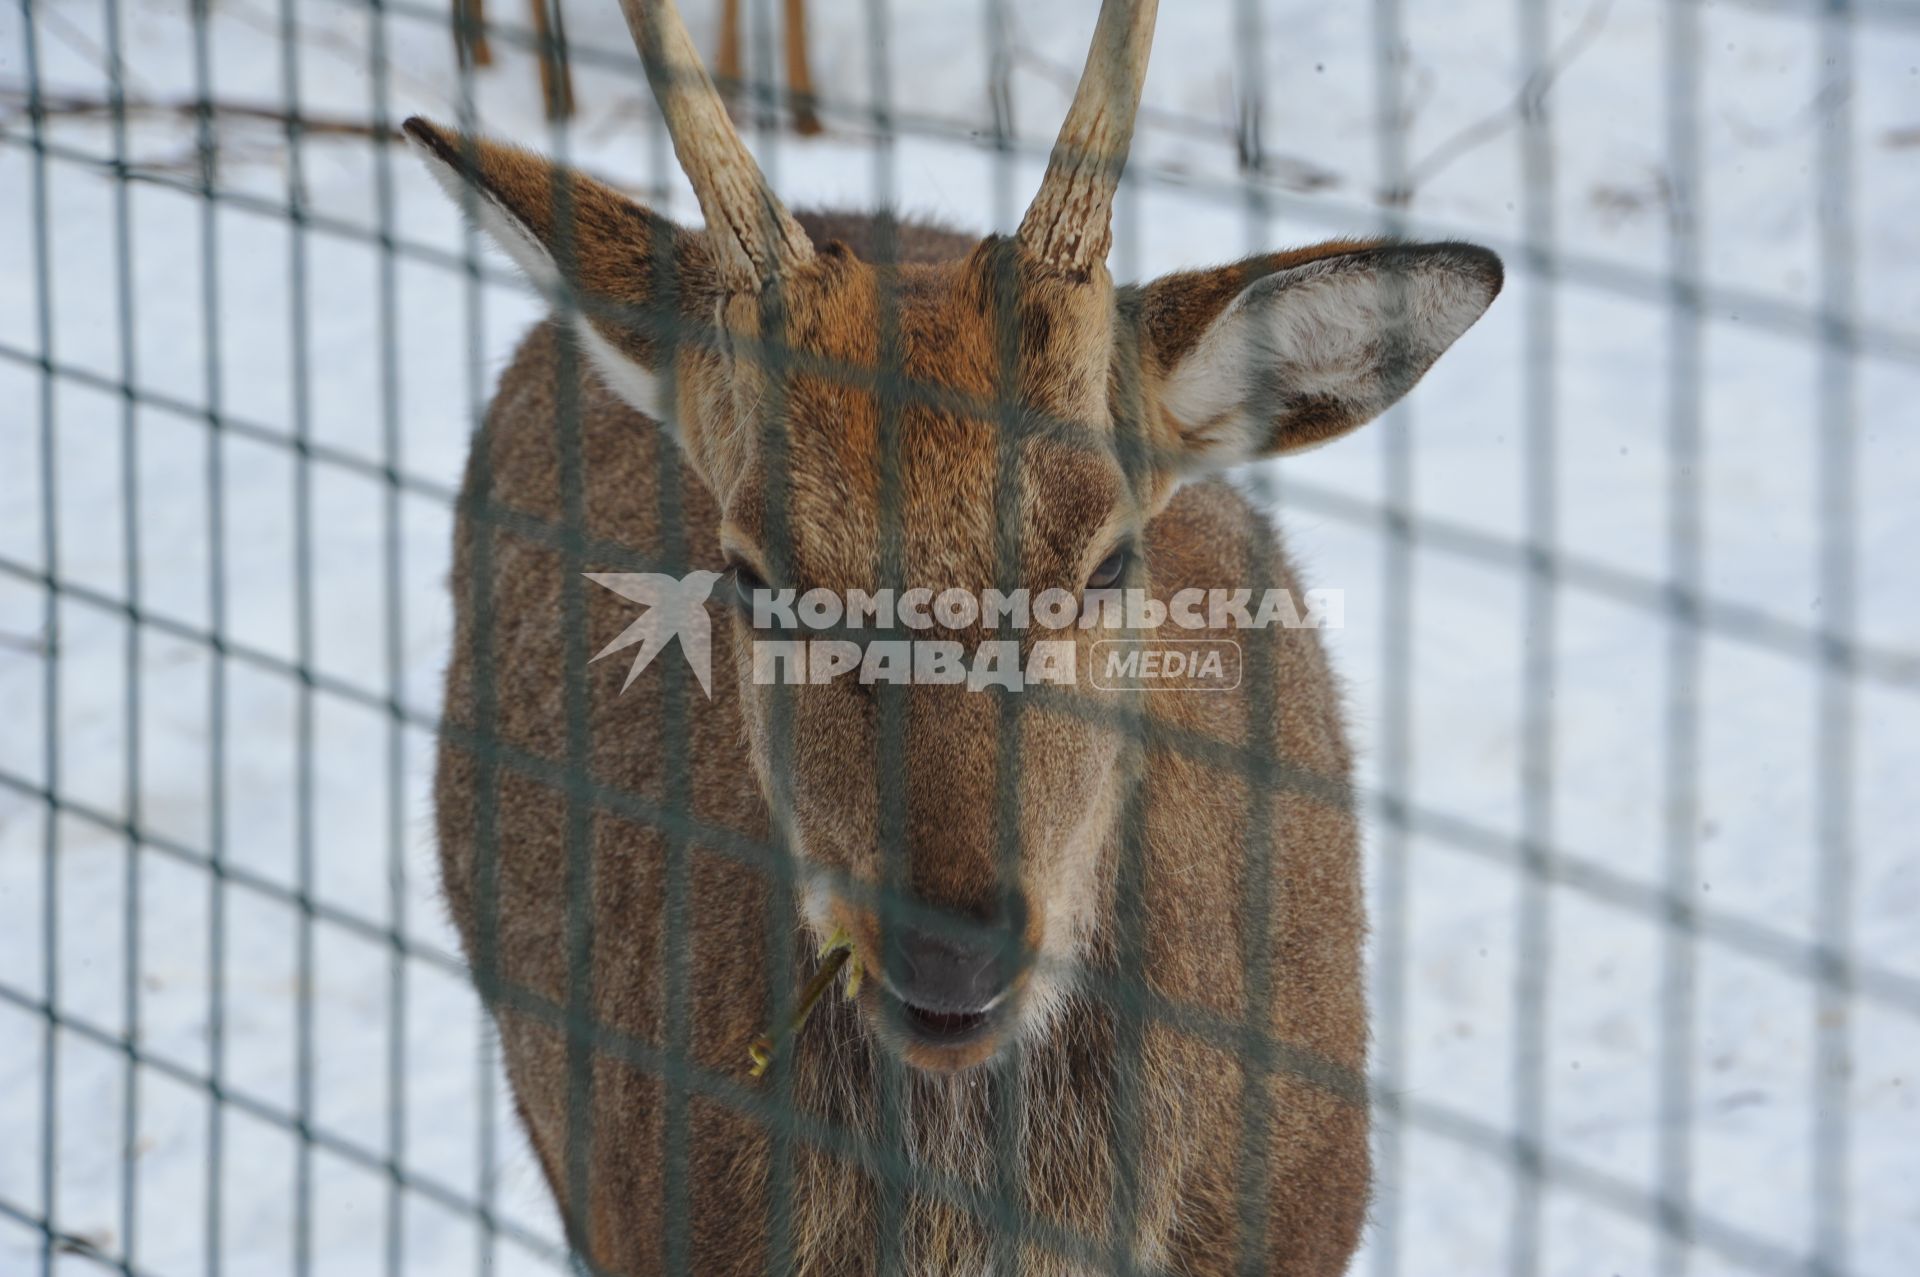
[409,134,672,434]
[1159,251,1494,470]
[1157,289,1270,470]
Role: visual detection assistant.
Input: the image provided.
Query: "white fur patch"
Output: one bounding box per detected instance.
[1160,247,1497,470]
[575,319,675,435]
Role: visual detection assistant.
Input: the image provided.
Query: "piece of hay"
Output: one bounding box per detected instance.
[747,926,864,1078]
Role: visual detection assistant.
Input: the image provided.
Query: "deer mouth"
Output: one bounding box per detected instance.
[896,999,995,1043]
[879,983,1007,1055]
[827,903,1040,1070]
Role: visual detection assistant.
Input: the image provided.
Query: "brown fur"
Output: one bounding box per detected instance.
[416,2,1497,1258]
[434,202,1375,1273]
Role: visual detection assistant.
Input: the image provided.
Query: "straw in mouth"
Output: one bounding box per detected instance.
[747,925,863,1078]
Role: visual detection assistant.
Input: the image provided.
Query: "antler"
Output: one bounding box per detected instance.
[1017,0,1159,276]
[617,0,815,288]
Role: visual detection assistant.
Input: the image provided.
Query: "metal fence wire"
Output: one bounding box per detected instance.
[3,0,1918,1274]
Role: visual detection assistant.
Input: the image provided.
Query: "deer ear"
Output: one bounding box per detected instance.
[404,117,716,421]
[1144,243,1501,472]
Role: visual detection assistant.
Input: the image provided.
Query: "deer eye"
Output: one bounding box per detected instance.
[727,560,770,612]
[1086,547,1130,591]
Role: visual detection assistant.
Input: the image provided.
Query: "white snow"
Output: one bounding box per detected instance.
[1,0,1915,1273]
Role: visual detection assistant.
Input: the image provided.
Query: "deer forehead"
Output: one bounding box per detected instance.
[731,243,1125,413]
[704,255,1138,584]
[721,405,1131,591]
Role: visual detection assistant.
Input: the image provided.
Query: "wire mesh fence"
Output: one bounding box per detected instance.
[2,0,1917,1274]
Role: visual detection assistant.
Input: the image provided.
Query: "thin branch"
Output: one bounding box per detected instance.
[1392,0,1614,205]
[0,87,404,143]
[1007,31,1340,192]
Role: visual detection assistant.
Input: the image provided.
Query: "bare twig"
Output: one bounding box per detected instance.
[30,1,152,100]
[219,0,446,109]
[1010,41,1339,191]
[1589,167,1675,226]
[1392,0,1614,205]
[0,628,51,656]
[0,86,404,143]
[1224,71,1260,174]
[0,82,672,205]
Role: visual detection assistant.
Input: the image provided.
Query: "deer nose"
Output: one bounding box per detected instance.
[883,894,1029,1014]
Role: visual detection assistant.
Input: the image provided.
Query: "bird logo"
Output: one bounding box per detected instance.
[584,570,724,697]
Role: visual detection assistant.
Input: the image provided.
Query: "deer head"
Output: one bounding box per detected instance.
[408,0,1500,1073]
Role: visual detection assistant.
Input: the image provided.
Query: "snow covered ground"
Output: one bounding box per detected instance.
[1,0,1916,1273]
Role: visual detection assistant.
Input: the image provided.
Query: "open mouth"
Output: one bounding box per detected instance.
[883,988,1002,1047]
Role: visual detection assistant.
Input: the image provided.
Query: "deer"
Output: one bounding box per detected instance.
[413,0,1500,1272]
[452,0,818,131]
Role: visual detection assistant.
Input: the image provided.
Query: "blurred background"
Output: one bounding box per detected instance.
[1,0,1916,1273]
